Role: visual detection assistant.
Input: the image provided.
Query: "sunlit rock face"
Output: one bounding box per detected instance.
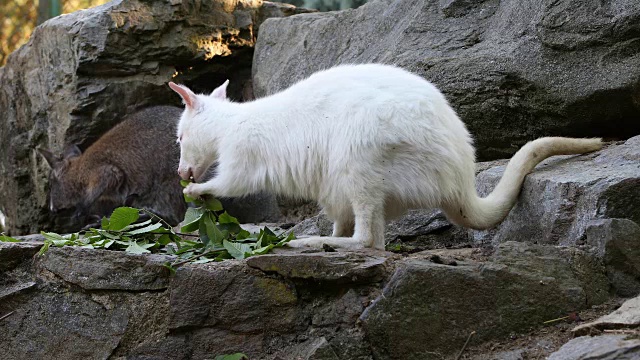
[0,0,311,235]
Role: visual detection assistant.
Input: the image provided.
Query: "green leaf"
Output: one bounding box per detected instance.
[223,240,252,260]
[181,207,205,233]
[251,244,274,256]
[52,239,70,247]
[100,216,110,229]
[125,241,151,254]
[37,241,51,256]
[126,219,153,229]
[127,222,164,235]
[276,231,296,246]
[163,262,177,275]
[157,234,172,246]
[41,232,65,241]
[214,252,233,261]
[204,196,224,212]
[0,234,20,242]
[108,207,140,231]
[218,212,241,234]
[100,231,121,240]
[184,193,197,203]
[215,354,248,360]
[180,180,191,188]
[192,258,216,264]
[198,216,210,247]
[235,229,251,240]
[203,213,225,247]
[218,212,239,225]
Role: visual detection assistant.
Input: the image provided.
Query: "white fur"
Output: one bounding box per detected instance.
[170,64,603,250]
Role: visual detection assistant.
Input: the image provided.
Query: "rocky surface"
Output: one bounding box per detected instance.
[572,295,640,336]
[0,0,312,235]
[546,294,640,359]
[473,137,640,247]
[254,0,640,160]
[548,335,640,360]
[0,240,615,359]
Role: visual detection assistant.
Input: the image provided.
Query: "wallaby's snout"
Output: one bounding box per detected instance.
[178,166,193,181]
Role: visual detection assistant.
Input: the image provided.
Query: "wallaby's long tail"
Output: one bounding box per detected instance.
[445,137,603,230]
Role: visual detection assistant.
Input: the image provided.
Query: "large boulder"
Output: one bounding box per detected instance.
[0,0,311,235]
[360,242,608,359]
[253,0,640,160]
[0,241,610,359]
[473,136,640,246]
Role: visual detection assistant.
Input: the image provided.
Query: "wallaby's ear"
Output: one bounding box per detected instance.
[169,82,198,109]
[37,148,58,167]
[86,165,125,202]
[63,144,82,159]
[210,80,229,100]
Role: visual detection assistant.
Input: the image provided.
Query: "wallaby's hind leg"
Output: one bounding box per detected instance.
[287,197,384,250]
[332,218,355,237]
[326,205,355,237]
[351,198,385,249]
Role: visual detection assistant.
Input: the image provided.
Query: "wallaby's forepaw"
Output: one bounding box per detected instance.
[286,237,326,249]
[286,236,366,250]
[183,183,206,199]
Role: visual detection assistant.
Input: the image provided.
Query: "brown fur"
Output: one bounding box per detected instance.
[39,106,186,233]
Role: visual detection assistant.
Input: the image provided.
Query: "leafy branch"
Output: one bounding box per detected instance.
[8,180,293,271]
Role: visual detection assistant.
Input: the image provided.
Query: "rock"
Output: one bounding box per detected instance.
[254,0,640,161]
[0,240,612,359]
[168,261,300,333]
[359,242,608,359]
[299,337,340,360]
[491,242,609,306]
[0,0,307,235]
[471,137,640,248]
[38,247,173,290]
[488,349,525,360]
[289,211,334,237]
[573,295,640,336]
[384,209,472,251]
[291,209,470,251]
[245,251,393,283]
[0,291,132,360]
[548,335,640,360]
[0,242,42,273]
[585,219,640,296]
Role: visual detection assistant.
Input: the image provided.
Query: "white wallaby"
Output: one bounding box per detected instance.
[169,64,602,250]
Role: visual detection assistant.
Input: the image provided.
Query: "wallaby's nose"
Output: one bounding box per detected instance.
[178,167,193,180]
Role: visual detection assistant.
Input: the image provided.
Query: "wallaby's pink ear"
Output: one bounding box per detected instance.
[169,82,198,109]
[210,80,229,100]
[37,148,57,167]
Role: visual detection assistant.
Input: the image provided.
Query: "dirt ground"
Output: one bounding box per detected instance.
[453,297,628,360]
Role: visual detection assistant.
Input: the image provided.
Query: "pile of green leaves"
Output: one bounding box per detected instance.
[1,186,293,271]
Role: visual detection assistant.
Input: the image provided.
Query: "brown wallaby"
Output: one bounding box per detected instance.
[39,106,187,233]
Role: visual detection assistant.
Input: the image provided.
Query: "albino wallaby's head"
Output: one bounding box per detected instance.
[38,145,125,232]
[168,80,229,182]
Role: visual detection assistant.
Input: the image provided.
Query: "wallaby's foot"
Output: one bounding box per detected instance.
[287,236,367,250]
